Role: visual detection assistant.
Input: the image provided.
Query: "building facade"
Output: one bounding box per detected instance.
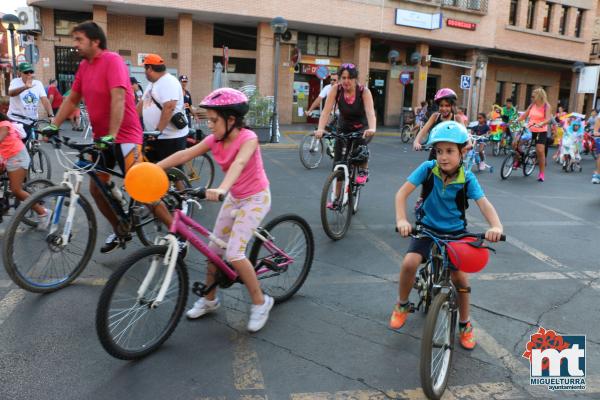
[26,0,598,125]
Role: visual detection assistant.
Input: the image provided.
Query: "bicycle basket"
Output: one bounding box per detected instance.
[447,237,489,273]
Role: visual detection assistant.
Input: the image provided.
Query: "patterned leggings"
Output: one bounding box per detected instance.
[208,188,271,262]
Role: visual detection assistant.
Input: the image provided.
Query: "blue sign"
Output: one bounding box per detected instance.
[460,75,471,89]
[315,66,329,80]
[399,72,411,85]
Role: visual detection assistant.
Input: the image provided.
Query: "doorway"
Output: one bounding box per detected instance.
[54,46,80,93]
[368,70,387,125]
[426,75,440,103]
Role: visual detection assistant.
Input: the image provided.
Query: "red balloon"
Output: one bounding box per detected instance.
[447,237,489,273]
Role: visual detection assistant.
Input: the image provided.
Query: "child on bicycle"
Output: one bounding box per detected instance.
[0,112,49,224]
[392,121,503,350]
[157,88,273,333]
[471,113,491,171]
[560,119,584,170]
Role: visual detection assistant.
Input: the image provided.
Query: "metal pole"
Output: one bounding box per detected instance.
[318,78,324,114]
[399,84,406,131]
[8,28,17,71]
[271,34,281,143]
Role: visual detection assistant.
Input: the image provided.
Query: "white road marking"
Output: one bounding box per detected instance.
[0,289,26,325]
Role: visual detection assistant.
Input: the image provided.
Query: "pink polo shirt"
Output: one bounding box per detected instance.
[72,50,142,144]
[0,121,25,159]
[204,129,269,199]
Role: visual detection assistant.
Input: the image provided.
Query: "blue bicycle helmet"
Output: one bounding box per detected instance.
[426,121,469,146]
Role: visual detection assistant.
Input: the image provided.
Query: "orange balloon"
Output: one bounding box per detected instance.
[124,162,169,203]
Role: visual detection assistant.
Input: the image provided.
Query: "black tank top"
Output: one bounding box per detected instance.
[336,84,368,133]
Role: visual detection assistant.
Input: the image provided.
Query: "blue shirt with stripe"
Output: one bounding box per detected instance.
[407,160,485,232]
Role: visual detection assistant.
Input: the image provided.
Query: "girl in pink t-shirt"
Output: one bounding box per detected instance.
[0,113,49,220]
[158,88,273,332]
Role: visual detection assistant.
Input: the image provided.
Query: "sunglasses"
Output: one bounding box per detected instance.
[22,71,34,74]
[341,63,356,69]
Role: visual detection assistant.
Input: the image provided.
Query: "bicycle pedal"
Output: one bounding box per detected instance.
[408,302,417,313]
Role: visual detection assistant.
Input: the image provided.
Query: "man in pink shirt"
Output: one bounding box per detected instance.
[50,21,172,253]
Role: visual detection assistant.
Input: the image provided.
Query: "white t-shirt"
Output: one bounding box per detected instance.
[142,73,189,139]
[8,78,47,124]
[319,84,332,99]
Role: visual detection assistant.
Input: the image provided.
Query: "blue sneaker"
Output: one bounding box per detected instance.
[592,174,600,184]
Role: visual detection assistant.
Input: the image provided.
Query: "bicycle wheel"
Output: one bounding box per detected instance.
[135,167,192,246]
[401,125,412,143]
[492,141,500,156]
[2,186,97,293]
[352,184,361,215]
[523,152,536,176]
[184,154,215,188]
[420,291,457,400]
[299,134,324,169]
[28,147,52,180]
[19,178,56,226]
[320,170,352,240]
[248,214,314,303]
[500,153,514,180]
[96,245,188,360]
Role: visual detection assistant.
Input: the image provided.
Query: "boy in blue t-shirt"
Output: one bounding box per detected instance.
[392,121,503,350]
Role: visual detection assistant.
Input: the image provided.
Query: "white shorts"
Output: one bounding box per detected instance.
[5,147,30,172]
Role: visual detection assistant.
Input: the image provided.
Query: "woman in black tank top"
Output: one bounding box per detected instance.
[315,64,377,184]
[414,88,466,160]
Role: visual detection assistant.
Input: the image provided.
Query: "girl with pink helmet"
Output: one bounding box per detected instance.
[414,88,467,159]
[157,87,274,332]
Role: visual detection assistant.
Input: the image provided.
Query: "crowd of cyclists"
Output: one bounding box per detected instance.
[0,17,598,399]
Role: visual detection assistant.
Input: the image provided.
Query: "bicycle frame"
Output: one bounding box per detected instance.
[328,133,361,205]
[147,207,295,307]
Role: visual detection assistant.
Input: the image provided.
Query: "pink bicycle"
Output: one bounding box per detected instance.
[95,188,314,360]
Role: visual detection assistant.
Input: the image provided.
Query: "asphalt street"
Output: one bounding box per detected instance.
[0,130,599,400]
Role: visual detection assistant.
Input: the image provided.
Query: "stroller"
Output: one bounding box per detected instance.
[559,120,583,172]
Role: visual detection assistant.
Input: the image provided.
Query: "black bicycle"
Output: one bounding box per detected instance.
[320,131,368,240]
[500,128,537,179]
[9,114,53,180]
[2,132,192,293]
[0,166,53,224]
[400,225,505,400]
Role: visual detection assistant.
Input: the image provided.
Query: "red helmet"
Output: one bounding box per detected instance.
[447,237,490,273]
[199,88,249,117]
[434,88,457,104]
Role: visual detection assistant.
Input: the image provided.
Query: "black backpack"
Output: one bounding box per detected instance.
[418,166,470,228]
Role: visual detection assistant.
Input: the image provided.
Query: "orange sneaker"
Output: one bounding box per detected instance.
[389,303,410,330]
[459,322,477,350]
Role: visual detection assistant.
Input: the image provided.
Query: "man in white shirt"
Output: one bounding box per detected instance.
[305,72,338,116]
[8,62,54,141]
[137,53,189,167]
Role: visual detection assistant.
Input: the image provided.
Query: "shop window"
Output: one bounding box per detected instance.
[145,18,164,36]
[54,10,93,36]
[495,81,505,105]
[213,24,257,51]
[525,84,535,105]
[510,83,519,106]
[559,6,568,35]
[526,0,535,29]
[575,9,583,37]
[212,56,256,74]
[370,41,391,63]
[543,4,551,32]
[591,42,599,56]
[509,0,518,26]
[297,33,340,57]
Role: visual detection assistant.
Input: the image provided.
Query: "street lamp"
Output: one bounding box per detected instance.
[1,14,21,72]
[270,16,288,143]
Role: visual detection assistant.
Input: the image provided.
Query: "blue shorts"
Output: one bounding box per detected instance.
[595,138,600,155]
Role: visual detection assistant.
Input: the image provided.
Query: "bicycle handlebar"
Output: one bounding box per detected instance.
[174,187,225,202]
[395,225,506,242]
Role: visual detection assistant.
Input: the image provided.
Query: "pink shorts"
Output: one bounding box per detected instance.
[209,188,271,262]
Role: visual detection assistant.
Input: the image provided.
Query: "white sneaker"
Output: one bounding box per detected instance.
[247,295,274,333]
[478,161,485,171]
[186,297,220,319]
[37,208,52,230]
